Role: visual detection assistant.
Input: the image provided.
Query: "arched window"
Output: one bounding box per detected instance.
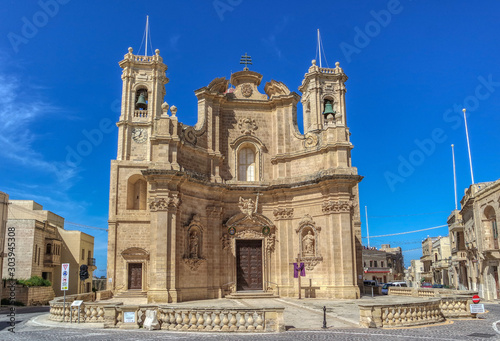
[484,206,498,249]
[238,147,256,181]
[127,175,147,210]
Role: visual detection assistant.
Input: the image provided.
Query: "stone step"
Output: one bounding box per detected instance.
[113,291,147,298]
[225,291,279,299]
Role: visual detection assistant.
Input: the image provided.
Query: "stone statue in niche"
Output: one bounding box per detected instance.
[302,230,315,256]
[189,231,199,258]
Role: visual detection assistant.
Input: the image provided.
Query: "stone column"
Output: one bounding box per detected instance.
[148,194,181,303]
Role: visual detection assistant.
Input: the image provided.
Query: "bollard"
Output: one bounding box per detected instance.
[322,306,327,329]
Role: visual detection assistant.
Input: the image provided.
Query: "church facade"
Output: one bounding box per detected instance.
[107,47,363,303]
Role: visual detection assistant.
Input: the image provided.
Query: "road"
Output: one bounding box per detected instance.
[0,304,499,340]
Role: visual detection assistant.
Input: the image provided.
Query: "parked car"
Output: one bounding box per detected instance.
[391,281,408,287]
[381,283,393,295]
[421,282,432,288]
[432,283,444,288]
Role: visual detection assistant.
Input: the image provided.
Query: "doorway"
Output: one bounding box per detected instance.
[236,240,263,291]
[128,263,142,290]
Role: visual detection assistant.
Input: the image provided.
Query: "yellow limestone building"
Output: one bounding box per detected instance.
[107,48,363,303]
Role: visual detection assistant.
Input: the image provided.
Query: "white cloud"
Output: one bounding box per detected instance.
[0,74,78,189]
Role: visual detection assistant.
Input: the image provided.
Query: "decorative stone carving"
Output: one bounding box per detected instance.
[238,197,256,217]
[265,233,276,254]
[238,118,258,135]
[235,229,262,240]
[182,257,206,271]
[149,194,181,211]
[273,207,294,220]
[302,231,315,256]
[184,214,204,262]
[304,132,319,147]
[296,214,322,271]
[220,234,231,251]
[264,80,290,98]
[322,200,353,214]
[183,126,197,145]
[241,84,253,97]
[206,205,223,219]
[207,77,229,93]
[189,231,200,258]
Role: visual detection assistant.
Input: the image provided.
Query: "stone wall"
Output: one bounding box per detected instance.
[2,284,54,306]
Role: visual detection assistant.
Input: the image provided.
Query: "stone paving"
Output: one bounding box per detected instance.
[0,297,498,340]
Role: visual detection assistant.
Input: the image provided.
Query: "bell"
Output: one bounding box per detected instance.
[323,101,335,117]
[136,93,147,110]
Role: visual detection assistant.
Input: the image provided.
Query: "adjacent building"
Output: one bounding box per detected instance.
[107,48,364,303]
[2,200,96,297]
[431,236,451,287]
[407,259,423,287]
[362,244,404,284]
[457,180,500,300]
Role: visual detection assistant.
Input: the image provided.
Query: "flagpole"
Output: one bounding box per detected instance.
[365,206,370,248]
[145,15,149,56]
[462,108,475,184]
[317,29,322,68]
[451,144,458,210]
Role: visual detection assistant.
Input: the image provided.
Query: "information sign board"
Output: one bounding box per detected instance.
[470,304,485,314]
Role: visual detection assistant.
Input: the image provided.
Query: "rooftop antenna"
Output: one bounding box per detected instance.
[462,108,475,184]
[451,144,458,210]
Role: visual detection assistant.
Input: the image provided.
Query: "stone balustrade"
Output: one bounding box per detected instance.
[359,299,444,328]
[359,296,476,328]
[389,287,477,298]
[439,296,472,318]
[48,298,285,332]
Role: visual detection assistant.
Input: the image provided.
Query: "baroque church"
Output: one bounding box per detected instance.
[107,47,363,303]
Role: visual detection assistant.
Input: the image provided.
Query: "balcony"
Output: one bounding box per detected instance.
[87,257,96,267]
[44,253,61,267]
[363,267,392,274]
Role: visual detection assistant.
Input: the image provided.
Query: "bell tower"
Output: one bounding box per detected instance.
[298,60,348,133]
[116,47,169,161]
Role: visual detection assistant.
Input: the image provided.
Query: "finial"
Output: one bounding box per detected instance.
[162,101,169,113]
[335,62,340,67]
[312,59,316,65]
[128,47,133,53]
[155,49,160,55]
[240,52,252,71]
[170,105,177,116]
[462,108,466,113]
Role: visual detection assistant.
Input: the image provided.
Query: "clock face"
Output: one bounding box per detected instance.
[131,128,147,143]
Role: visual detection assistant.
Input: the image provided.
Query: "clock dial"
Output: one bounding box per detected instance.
[132,128,147,143]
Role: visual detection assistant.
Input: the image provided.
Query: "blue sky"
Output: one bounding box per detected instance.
[1,1,499,274]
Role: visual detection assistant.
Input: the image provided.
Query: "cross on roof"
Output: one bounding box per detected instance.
[240,53,252,71]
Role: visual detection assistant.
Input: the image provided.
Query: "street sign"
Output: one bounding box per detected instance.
[61,263,70,291]
[470,304,485,314]
[472,294,480,304]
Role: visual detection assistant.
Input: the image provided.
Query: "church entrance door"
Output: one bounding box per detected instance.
[236,240,263,291]
[128,263,142,290]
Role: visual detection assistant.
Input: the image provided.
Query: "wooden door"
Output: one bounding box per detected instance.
[128,263,142,290]
[236,240,263,291]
